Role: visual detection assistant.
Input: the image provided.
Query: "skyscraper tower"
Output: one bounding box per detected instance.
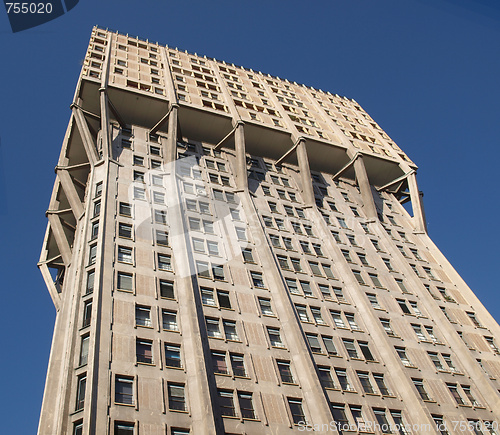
[38,26,500,435]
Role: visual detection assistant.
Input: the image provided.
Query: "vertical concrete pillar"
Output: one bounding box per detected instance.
[408,172,427,233]
[296,139,315,207]
[234,121,248,191]
[99,89,111,160]
[165,104,179,164]
[351,153,377,220]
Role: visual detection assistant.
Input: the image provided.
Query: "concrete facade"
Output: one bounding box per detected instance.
[38,26,500,435]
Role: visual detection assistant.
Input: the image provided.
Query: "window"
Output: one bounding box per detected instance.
[117,246,132,263]
[95,182,102,198]
[373,409,392,434]
[82,299,92,327]
[467,312,482,327]
[335,368,352,391]
[302,261,321,278]
[317,366,336,389]
[357,371,375,394]
[258,297,273,316]
[75,374,86,411]
[267,327,284,348]
[154,209,167,224]
[211,351,228,374]
[322,264,335,279]
[118,223,132,239]
[86,270,95,294]
[159,279,174,299]
[319,335,336,356]
[119,202,132,217]
[242,248,255,263]
[115,376,134,405]
[352,270,365,285]
[277,360,294,383]
[223,320,239,341]
[345,313,360,330]
[395,279,410,294]
[89,244,97,265]
[157,253,172,271]
[135,305,152,327]
[79,334,89,366]
[432,415,449,435]
[217,290,231,309]
[373,373,391,396]
[412,324,426,341]
[319,284,332,300]
[296,305,310,322]
[291,258,302,272]
[156,230,169,246]
[90,221,99,240]
[369,273,383,288]
[218,390,236,417]
[396,347,413,367]
[133,186,145,200]
[333,287,346,302]
[168,383,186,411]
[412,378,431,401]
[114,422,134,435]
[162,310,178,331]
[230,353,247,377]
[331,310,346,328]
[249,271,264,288]
[206,318,222,338]
[287,398,306,425]
[447,383,465,405]
[238,392,255,419]
[165,344,182,368]
[73,420,83,435]
[397,299,411,314]
[485,336,500,354]
[136,339,153,364]
[311,307,325,324]
[343,339,359,359]
[358,253,369,266]
[235,227,247,241]
[367,293,381,309]
[462,385,480,406]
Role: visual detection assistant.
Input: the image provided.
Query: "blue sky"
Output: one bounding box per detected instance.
[0,0,499,432]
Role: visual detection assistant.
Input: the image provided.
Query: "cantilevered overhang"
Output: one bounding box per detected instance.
[78,79,171,133]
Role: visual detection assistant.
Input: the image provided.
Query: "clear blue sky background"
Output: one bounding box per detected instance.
[0,0,499,432]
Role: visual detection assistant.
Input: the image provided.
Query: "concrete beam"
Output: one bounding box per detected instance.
[71,105,99,165]
[47,216,72,265]
[56,169,84,219]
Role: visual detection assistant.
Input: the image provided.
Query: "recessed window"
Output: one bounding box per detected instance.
[164,343,182,368]
[79,334,89,366]
[115,376,134,405]
[287,398,307,425]
[82,299,92,328]
[157,254,172,271]
[159,279,174,299]
[135,305,152,327]
[136,339,153,364]
[119,202,132,217]
[118,223,132,239]
[168,383,186,411]
[117,246,133,263]
[75,373,86,411]
[162,310,178,331]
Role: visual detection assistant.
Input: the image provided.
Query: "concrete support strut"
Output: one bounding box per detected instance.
[47,215,72,265]
[350,152,377,220]
[56,168,84,219]
[296,139,315,207]
[408,172,427,233]
[71,105,99,165]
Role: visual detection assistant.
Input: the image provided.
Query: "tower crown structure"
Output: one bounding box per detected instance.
[38,26,500,435]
